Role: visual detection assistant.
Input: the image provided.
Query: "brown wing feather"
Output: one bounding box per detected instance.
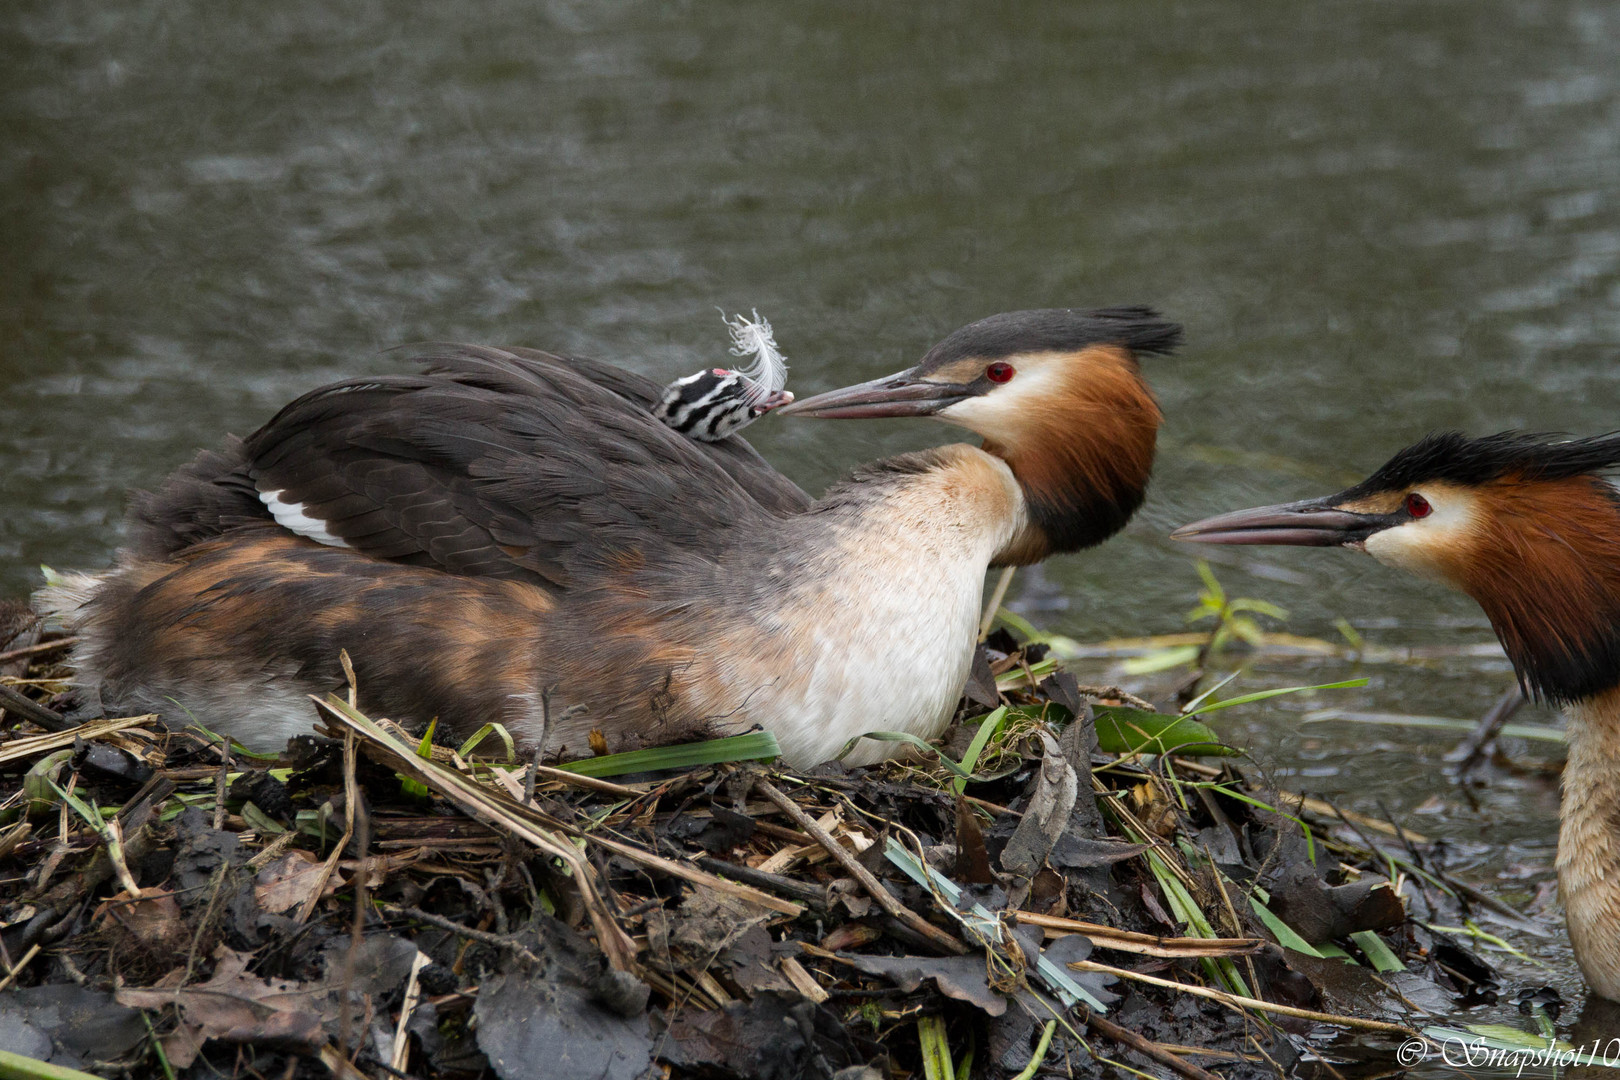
[440,345,810,513]
[129,345,811,586]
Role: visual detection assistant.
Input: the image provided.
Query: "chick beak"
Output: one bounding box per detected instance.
[749,388,795,416]
[776,367,970,419]
[1170,498,1388,547]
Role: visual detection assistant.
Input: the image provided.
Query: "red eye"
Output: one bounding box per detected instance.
[985,362,1016,384]
[1405,492,1432,518]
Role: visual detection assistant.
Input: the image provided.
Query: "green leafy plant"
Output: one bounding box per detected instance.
[837,706,1016,789]
[953,706,1008,794]
[457,722,516,762]
[401,718,439,799]
[1186,559,1288,652]
[1125,561,1289,674]
[1092,706,1234,758]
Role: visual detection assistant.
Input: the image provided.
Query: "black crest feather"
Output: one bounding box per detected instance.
[919,307,1182,370]
[1345,430,1620,499]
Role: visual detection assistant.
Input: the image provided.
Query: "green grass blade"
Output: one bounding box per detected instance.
[1139,843,1250,996]
[992,608,1046,642]
[954,706,1008,795]
[142,1009,178,1080]
[883,837,1108,1013]
[1303,710,1566,743]
[1121,645,1201,675]
[180,719,283,762]
[457,722,516,763]
[1350,930,1403,972]
[1249,897,1324,957]
[1189,678,1368,715]
[1190,783,1315,864]
[1179,670,1242,716]
[553,731,780,777]
[239,801,286,835]
[401,719,438,798]
[918,1015,954,1080]
[0,1048,111,1080]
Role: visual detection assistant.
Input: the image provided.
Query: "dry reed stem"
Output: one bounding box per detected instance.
[0,715,154,767]
[525,762,663,798]
[295,731,358,925]
[0,635,79,666]
[311,693,641,969]
[321,696,801,918]
[755,778,967,955]
[1012,911,1263,958]
[1084,1009,1223,1080]
[979,566,1016,641]
[0,943,41,993]
[1068,958,1420,1036]
[390,949,434,1074]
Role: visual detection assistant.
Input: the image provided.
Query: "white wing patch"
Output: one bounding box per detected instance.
[258,489,351,548]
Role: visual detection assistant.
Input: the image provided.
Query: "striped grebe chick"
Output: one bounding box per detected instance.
[653,311,794,441]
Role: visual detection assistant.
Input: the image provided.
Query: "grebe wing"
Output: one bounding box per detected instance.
[135,345,807,589]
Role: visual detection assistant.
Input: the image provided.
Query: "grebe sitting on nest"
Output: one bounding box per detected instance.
[39,307,1180,768]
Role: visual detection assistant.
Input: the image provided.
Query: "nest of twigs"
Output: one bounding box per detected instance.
[0,617,1535,1080]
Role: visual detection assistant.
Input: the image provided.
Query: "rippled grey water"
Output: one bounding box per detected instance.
[6,0,1620,1016]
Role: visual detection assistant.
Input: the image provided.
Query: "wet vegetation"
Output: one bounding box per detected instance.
[0,568,1581,1079]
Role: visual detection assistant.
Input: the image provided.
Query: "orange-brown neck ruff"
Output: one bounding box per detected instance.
[981,346,1161,564]
[1457,475,1620,703]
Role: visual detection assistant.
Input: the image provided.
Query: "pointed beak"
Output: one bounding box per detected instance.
[1171,498,1389,547]
[776,367,972,419]
[749,388,795,415]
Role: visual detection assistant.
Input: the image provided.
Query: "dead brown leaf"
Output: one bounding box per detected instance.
[116,946,328,1068]
[94,887,187,953]
[253,850,329,915]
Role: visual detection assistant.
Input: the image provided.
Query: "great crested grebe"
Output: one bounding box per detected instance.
[1173,430,1620,999]
[38,308,1179,768]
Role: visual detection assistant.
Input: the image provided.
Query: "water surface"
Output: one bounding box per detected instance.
[6,0,1620,1021]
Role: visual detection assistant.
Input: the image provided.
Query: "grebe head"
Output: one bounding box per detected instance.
[654,309,794,441]
[1173,430,1620,702]
[781,307,1182,555]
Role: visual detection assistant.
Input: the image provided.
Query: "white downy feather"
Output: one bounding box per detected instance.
[720,309,789,405]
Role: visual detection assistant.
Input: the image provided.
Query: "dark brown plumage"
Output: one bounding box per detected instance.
[132,346,809,585]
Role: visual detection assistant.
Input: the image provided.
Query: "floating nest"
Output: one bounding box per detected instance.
[0,615,1543,1080]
